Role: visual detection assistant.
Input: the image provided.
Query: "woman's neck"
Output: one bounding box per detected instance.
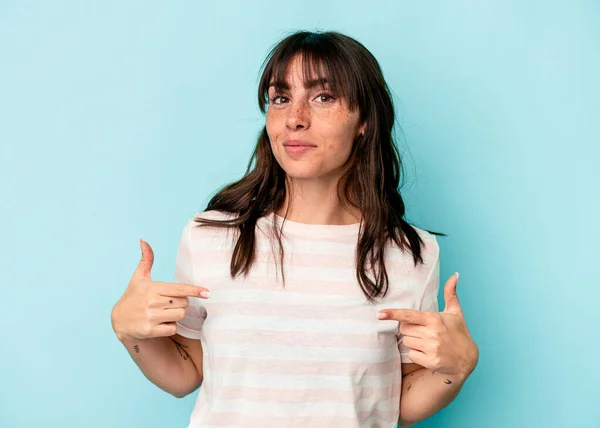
[275,180,361,225]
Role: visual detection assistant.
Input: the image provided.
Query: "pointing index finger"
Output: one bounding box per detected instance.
[157,282,210,298]
[378,308,431,325]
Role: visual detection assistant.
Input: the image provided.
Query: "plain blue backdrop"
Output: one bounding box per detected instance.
[1,1,598,427]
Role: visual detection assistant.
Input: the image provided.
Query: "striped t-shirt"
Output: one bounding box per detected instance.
[174,210,440,428]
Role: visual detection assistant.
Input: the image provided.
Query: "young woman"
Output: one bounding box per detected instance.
[111,30,479,428]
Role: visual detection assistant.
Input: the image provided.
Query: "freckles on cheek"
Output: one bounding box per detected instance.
[327,115,356,153]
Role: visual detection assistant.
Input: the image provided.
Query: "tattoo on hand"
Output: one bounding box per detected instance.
[133,345,140,354]
[169,337,191,361]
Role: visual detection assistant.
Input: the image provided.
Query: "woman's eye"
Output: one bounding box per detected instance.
[269,93,335,105]
[317,93,335,103]
[270,95,287,105]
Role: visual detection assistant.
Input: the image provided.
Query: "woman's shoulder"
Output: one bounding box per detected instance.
[405,223,440,264]
[182,210,241,249]
[408,223,438,243]
[192,209,239,222]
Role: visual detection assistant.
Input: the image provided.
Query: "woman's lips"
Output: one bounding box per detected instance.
[283,145,316,156]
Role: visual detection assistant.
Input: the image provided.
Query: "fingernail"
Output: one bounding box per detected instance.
[377,312,387,319]
[200,291,211,298]
[455,272,460,281]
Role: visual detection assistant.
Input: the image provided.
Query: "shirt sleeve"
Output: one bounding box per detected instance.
[399,236,440,363]
[174,217,206,340]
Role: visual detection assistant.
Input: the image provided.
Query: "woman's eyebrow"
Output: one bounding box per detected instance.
[268,77,330,90]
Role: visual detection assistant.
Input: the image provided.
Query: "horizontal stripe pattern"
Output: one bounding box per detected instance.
[174,210,440,428]
[213,370,400,389]
[204,356,400,377]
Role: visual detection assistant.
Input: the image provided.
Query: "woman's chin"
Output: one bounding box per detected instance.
[280,167,322,180]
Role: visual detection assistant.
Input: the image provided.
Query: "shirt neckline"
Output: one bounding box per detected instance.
[259,212,362,237]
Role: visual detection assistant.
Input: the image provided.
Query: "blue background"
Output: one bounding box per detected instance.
[1,1,598,427]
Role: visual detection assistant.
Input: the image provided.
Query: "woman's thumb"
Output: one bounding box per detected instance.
[135,239,154,279]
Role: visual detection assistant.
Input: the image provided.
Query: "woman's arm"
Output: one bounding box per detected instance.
[379,272,479,426]
[398,363,472,427]
[117,331,203,399]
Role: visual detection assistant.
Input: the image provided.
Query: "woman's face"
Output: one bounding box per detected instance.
[265,55,365,182]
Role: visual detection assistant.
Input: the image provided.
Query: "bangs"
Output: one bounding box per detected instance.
[257,33,361,113]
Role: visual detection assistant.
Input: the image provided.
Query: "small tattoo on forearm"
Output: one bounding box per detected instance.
[444,379,452,384]
[133,345,140,353]
[169,337,191,361]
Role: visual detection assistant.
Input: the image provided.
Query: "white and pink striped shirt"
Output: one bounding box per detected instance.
[174,210,440,428]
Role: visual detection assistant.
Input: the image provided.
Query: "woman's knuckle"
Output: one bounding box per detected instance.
[145,309,158,322]
[141,324,152,337]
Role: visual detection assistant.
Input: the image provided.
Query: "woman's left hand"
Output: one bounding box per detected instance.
[378,273,479,380]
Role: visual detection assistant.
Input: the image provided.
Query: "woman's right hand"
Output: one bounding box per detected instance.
[111,239,210,342]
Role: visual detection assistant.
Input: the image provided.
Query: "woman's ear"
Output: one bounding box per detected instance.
[359,122,366,137]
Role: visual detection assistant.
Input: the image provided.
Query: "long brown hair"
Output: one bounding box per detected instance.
[194,30,444,302]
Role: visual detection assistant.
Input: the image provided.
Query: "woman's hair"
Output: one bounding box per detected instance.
[194,30,444,302]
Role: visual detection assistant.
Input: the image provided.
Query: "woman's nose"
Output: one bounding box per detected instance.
[285,100,310,130]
